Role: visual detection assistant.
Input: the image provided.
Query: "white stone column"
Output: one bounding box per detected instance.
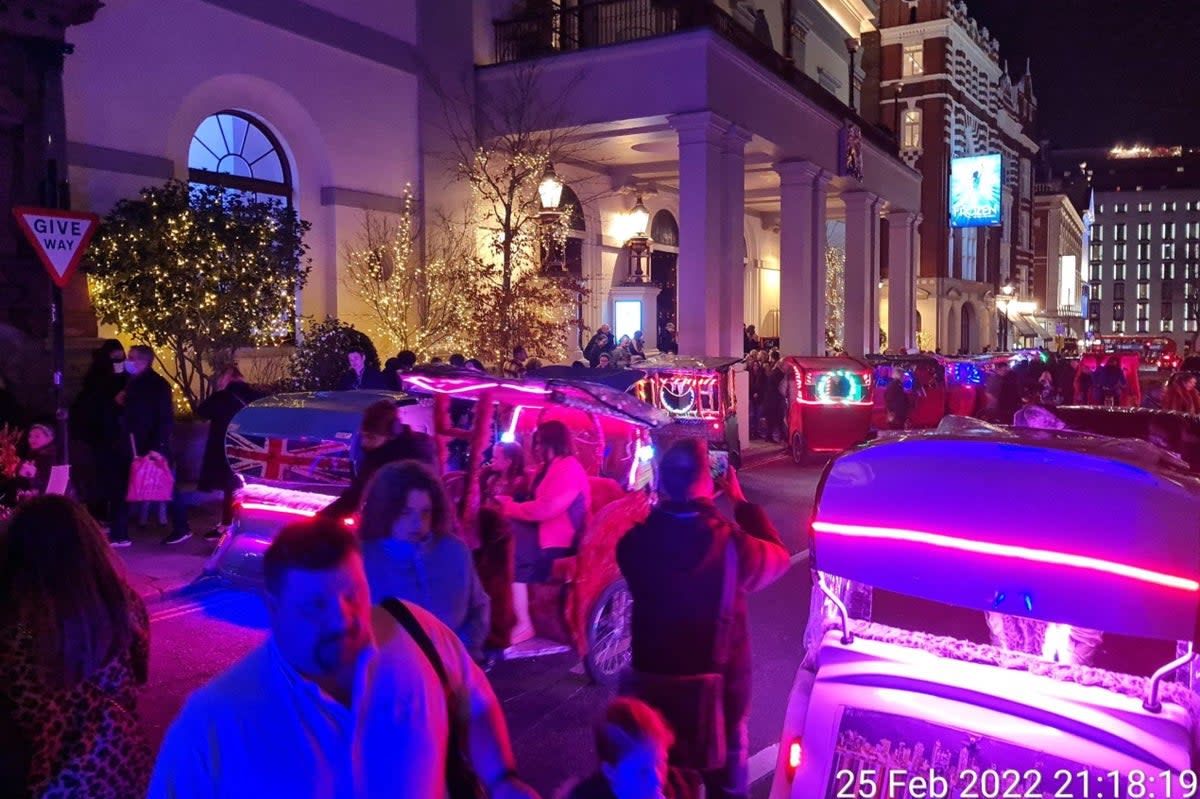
[720,126,752,357]
[776,160,831,355]
[887,210,920,352]
[842,191,883,356]
[670,111,731,355]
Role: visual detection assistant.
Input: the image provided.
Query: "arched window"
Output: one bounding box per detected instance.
[651,210,679,247]
[188,111,292,201]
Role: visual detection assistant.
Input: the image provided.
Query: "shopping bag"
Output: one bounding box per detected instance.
[126,436,174,502]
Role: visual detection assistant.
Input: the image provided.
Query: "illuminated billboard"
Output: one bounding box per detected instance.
[949,153,1002,227]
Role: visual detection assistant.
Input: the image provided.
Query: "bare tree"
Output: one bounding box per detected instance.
[433,63,609,364]
[342,188,484,359]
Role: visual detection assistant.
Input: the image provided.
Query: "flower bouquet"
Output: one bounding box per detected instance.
[0,425,24,520]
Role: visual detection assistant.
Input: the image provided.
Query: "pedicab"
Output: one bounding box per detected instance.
[770,419,1200,798]
[865,354,948,429]
[632,355,743,467]
[779,356,874,464]
[205,389,427,584]
[941,356,986,416]
[1075,351,1143,407]
[400,367,672,684]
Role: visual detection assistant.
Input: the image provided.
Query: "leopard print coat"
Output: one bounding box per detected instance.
[0,591,152,799]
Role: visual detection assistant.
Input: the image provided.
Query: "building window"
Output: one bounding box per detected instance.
[1164,222,1177,238]
[1115,203,1128,214]
[1092,225,1104,242]
[1114,223,1127,241]
[1137,222,1151,241]
[1114,263,1127,280]
[1163,302,1174,320]
[901,109,922,149]
[960,228,977,281]
[1138,202,1153,213]
[1089,302,1102,319]
[1164,201,1177,212]
[188,111,292,200]
[1091,263,1103,281]
[1162,318,1175,332]
[902,43,924,76]
[1090,280,1102,300]
[1137,283,1150,300]
[1113,282,1125,301]
[1163,243,1176,261]
[1113,320,1126,333]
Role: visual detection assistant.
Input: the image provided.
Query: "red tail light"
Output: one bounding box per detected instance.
[786,738,803,778]
[342,516,357,528]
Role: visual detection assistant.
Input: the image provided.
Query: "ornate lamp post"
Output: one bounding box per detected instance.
[845,37,860,112]
[624,195,651,284]
[998,283,1015,351]
[538,160,565,273]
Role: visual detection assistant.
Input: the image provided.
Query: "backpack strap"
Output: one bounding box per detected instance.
[382,598,449,688]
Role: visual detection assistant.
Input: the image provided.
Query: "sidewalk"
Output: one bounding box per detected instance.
[113,489,225,605]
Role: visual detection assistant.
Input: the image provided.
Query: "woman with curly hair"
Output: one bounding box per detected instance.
[358,460,491,661]
[0,495,151,798]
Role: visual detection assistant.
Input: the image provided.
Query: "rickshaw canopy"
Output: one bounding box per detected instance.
[812,419,1200,644]
[401,368,672,429]
[227,390,417,442]
[782,355,871,374]
[524,365,647,393]
[635,355,743,372]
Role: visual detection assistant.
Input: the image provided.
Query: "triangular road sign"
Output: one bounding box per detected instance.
[12,206,100,288]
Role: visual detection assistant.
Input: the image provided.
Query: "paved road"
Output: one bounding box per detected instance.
[138,452,825,797]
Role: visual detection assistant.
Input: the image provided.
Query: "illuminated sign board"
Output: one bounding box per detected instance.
[949,153,1002,228]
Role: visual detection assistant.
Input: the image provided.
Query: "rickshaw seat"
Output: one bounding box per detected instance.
[589,476,624,513]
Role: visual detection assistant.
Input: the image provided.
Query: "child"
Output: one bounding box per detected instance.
[16,424,55,495]
[563,697,701,799]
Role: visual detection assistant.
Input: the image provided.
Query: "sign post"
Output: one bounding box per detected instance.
[11,206,99,466]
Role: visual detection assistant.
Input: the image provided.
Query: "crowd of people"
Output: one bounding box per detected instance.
[0,388,788,799]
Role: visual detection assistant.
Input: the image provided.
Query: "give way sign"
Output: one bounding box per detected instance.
[12,206,100,288]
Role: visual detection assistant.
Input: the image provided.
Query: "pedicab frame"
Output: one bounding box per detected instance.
[771,423,1200,797]
[400,367,673,685]
[779,355,875,464]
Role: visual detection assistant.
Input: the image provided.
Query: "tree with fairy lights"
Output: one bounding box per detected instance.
[87,180,311,409]
[342,187,485,359]
[825,245,846,353]
[438,64,598,365]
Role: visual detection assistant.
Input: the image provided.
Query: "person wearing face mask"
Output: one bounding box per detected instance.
[148,518,539,799]
[69,339,128,525]
[109,345,191,547]
[357,461,490,661]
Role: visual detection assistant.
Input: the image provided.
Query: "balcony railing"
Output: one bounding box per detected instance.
[492,0,897,156]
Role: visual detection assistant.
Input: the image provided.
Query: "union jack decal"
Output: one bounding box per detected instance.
[225,433,353,486]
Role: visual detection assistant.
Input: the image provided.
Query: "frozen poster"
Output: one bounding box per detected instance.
[950,153,1002,227]
[824,707,1109,799]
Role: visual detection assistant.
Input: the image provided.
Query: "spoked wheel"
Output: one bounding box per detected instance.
[584,579,634,685]
[791,431,808,465]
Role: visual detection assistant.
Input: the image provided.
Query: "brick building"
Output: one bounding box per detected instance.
[866,0,1038,352]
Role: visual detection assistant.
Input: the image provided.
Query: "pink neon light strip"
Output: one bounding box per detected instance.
[796,398,873,406]
[405,376,549,396]
[812,520,1200,592]
[240,502,318,518]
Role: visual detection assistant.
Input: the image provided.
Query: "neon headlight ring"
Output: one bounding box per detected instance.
[813,370,866,404]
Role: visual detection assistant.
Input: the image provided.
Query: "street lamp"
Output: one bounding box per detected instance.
[538,161,565,273]
[624,195,651,284]
[998,283,1015,351]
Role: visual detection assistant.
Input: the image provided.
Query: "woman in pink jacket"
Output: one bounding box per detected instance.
[496,420,591,644]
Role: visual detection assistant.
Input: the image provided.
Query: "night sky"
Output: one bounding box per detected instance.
[959,0,1200,148]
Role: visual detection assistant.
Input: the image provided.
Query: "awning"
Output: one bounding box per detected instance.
[1010,314,1040,338]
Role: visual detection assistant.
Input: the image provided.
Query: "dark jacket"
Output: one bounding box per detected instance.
[617,498,789,723]
[583,333,614,368]
[120,369,174,460]
[320,430,436,519]
[70,370,126,448]
[335,367,384,391]
[195,381,262,491]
